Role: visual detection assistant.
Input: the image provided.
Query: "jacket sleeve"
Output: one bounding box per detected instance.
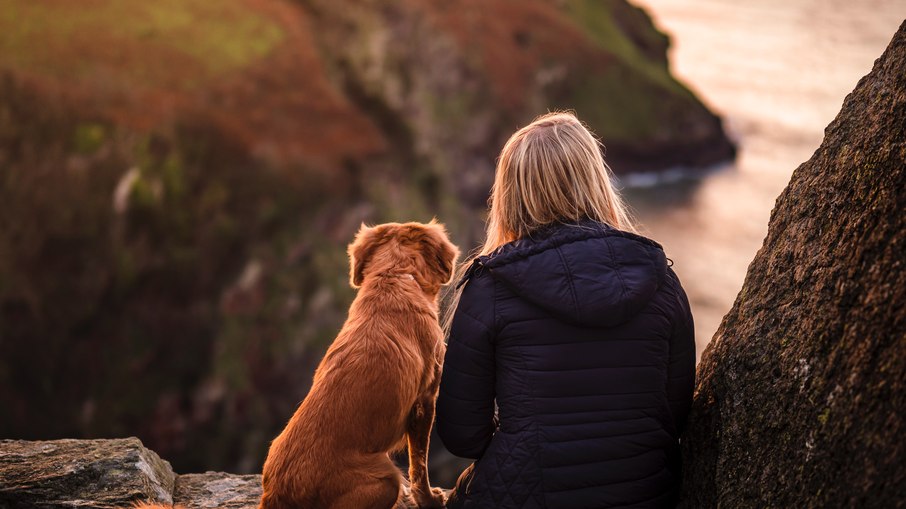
[436,272,497,459]
[666,268,696,436]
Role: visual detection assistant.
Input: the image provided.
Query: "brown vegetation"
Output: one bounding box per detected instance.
[0,0,733,479]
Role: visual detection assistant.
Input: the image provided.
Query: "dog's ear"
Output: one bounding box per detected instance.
[348,223,383,288]
[423,220,460,285]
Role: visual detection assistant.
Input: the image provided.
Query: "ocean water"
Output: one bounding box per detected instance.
[623,0,904,358]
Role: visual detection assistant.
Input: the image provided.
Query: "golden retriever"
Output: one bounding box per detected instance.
[258,220,459,509]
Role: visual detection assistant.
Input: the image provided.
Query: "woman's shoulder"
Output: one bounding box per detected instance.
[447,268,496,339]
[479,219,662,268]
[457,259,495,301]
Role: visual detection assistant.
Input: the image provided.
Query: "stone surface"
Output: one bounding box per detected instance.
[173,472,261,509]
[0,438,456,508]
[0,438,175,509]
[680,21,906,508]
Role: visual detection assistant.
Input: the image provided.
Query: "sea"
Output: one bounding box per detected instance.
[623,0,904,358]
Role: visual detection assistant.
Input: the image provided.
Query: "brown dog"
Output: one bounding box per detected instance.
[258,220,458,509]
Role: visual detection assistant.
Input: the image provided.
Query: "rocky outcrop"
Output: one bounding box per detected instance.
[174,473,262,509]
[680,21,905,508]
[0,438,448,509]
[0,438,260,509]
[301,0,736,203]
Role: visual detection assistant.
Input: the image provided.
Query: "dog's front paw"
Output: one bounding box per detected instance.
[413,486,447,508]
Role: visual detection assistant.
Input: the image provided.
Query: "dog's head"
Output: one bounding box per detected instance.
[348,219,459,296]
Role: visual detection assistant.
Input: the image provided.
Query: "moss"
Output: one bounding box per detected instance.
[563,0,691,97]
[552,1,708,145]
[129,172,162,209]
[161,152,186,200]
[429,89,481,137]
[817,408,830,425]
[363,175,435,224]
[125,142,201,243]
[114,250,137,292]
[561,64,658,142]
[198,181,229,215]
[215,319,252,391]
[72,123,107,154]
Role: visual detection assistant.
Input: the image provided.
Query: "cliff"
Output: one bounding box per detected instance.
[680,21,906,507]
[0,0,733,478]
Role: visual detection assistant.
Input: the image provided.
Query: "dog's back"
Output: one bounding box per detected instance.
[261,281,438,508]
[259,221,457,509]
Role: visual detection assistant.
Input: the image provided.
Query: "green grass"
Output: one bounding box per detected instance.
[72,123,107,154]
[563,0,692,97]
[566,65,659,142]
[554,0,705,142]
[0,0,285,87]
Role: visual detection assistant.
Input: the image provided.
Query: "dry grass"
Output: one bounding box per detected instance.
[0,0,284,88]
[0,0,387,170]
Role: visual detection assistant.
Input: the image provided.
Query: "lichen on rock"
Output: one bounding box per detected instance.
[174,472,261,509]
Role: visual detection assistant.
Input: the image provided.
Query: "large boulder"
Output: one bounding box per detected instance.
[680,21,906,507]
[0,438,264,509]
[0,438,175,508]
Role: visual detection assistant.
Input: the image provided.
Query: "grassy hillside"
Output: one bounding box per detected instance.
[0,0,734,479]
[0,0,284,85]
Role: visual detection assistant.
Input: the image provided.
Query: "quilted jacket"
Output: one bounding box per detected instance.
[436,219,695,508]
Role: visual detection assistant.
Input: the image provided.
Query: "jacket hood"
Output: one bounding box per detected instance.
[467,220,668,328]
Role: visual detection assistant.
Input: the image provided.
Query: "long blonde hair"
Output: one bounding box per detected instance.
[442,111,636,332]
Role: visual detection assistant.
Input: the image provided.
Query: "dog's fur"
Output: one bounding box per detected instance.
[258,220,459,509]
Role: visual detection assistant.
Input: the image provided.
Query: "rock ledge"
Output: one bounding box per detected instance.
[0,438,261,509]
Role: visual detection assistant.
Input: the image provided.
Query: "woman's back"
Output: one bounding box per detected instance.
[437,220,695,508]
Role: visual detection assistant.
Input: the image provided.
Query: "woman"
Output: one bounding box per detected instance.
[436,112,695,508]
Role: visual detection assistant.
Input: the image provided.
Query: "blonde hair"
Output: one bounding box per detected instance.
[443,111,635,331]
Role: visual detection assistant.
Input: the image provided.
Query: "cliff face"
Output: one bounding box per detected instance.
[681,21,905,507]
[299,0,735,208]
[0,0,733,478]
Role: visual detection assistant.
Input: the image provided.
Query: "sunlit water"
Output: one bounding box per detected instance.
[622,0,904,358]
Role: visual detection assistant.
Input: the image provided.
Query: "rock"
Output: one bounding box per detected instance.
[0,438,458,509]
[0,439,264,509]
[0,438,175,508]
[173,473,261,509]
[680,21,906,508]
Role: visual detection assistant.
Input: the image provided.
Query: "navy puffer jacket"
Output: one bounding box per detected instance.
[436,220,695,508]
